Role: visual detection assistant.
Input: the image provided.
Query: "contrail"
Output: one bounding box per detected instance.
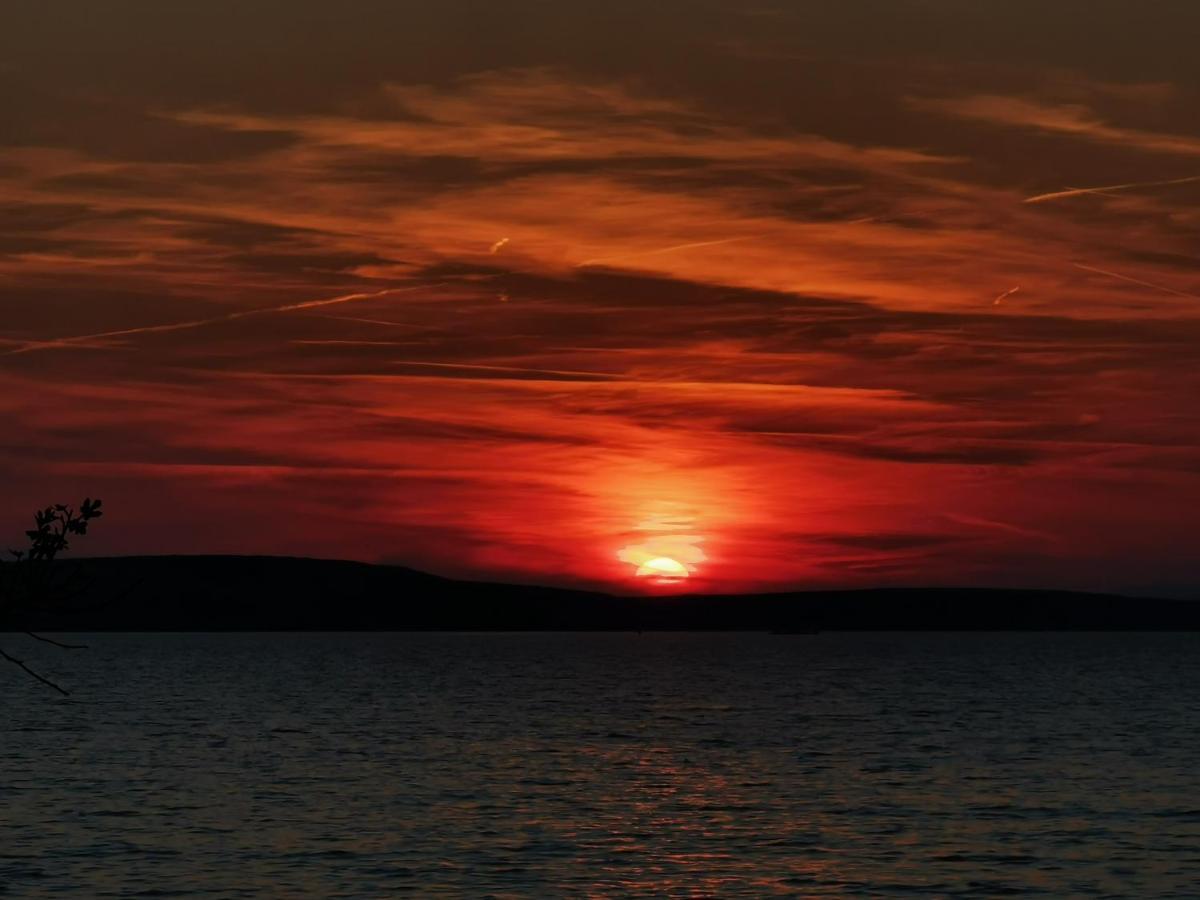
[389,360,622,380]
[945,513,1058,543]
[313,314,440,331]
[5,284,439,355]
[1072,263,1199,301]
[1024,174,1200,204]
[576,237,752,268]
[992,285,1021,306]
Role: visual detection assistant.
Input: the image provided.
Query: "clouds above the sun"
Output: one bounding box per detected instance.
[2,1,1200,593]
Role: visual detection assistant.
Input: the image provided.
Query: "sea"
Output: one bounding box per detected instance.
[3,632,1199,897]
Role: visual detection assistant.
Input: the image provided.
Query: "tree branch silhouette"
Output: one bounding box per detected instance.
[24,631,89,650]
[0,646,70,696]
[2,498,104,694]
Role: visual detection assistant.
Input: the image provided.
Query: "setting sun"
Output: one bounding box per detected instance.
[617,507,706,586]
[635,556,690,579]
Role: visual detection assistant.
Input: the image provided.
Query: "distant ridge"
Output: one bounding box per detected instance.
[5,555,1198,632]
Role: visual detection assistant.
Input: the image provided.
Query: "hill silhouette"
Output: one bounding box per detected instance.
[5,555,1199,632]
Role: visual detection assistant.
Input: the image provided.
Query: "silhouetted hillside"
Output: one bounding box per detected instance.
[5,555,1198,632]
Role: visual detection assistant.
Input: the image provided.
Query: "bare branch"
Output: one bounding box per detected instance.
[0,645,70,696]
[24,632,89,650]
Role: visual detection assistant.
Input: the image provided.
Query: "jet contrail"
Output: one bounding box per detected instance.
[992,285,1021,306]
[1072,263,1199,301]
[389,360,622,380]
[945,513,1058,543]
[1024,174,1200,204]
[576,237,752,268]
[313,314,440,331]
[5,284,439,355]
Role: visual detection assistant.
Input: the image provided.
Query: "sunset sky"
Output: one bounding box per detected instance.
[3,2,1199,595]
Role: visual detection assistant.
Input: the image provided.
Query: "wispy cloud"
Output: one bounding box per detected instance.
[912,93,1200,156]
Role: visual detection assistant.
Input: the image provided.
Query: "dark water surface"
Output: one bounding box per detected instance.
[3,632,1200,897]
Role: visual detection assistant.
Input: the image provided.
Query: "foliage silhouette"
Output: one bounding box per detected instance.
[2,498,104,695]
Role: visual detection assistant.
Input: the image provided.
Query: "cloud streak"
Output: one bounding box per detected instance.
[6,284,439,355]
[1024,174,1200,204]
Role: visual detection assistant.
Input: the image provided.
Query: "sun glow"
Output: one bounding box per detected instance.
[617,500,707,585]
[635,556,690,579]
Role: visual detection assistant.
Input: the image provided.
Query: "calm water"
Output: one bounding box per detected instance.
[3,632,1200,897]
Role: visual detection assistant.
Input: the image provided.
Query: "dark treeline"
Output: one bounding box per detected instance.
[10,555,1200,632]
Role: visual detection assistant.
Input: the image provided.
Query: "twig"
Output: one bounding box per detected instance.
[0,645,69,696]
[24,632,89,650]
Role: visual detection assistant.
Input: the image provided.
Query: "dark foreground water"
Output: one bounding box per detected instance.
[3,632,1200,897]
